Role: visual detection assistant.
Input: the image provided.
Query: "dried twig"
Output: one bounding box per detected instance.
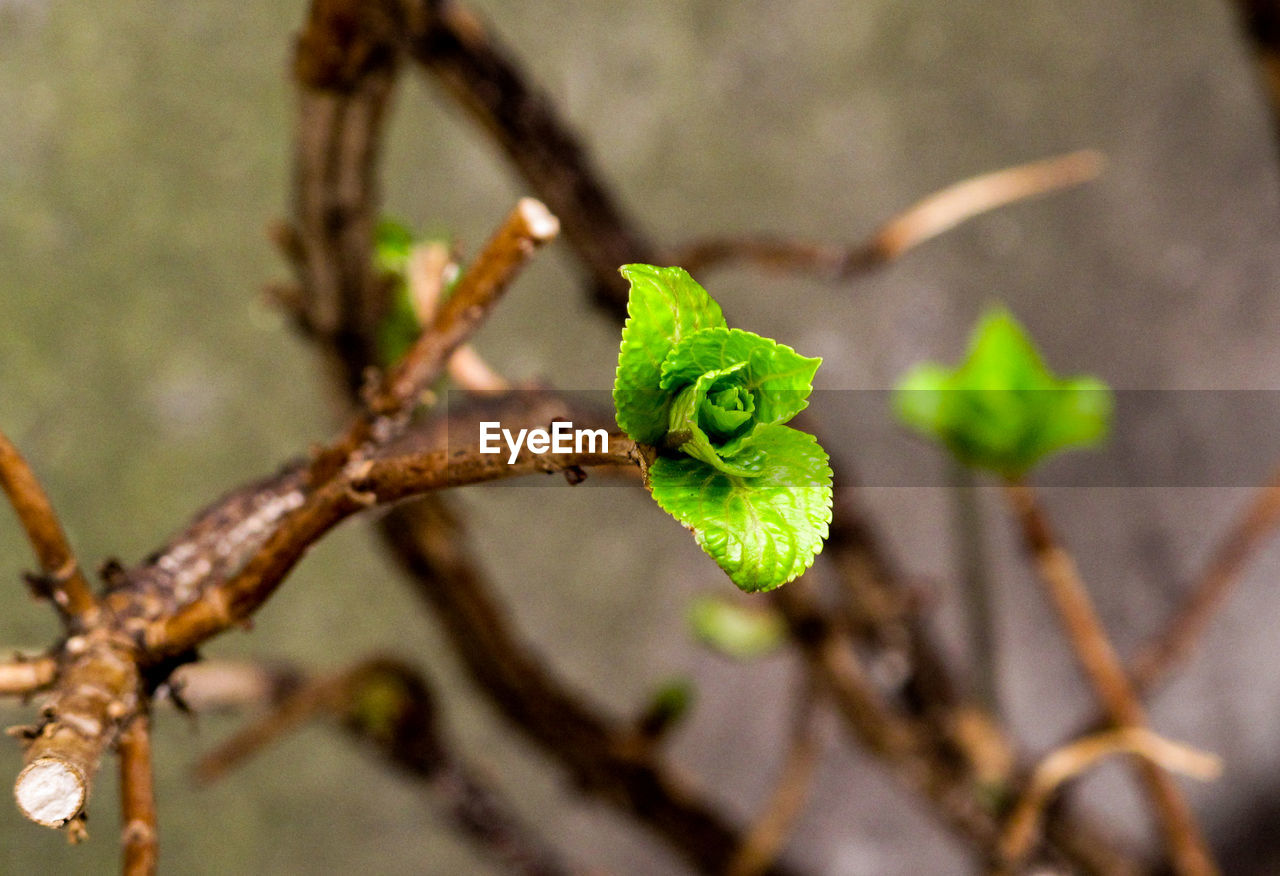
[14,629,140,829]
[380,497,796,876]
[196,656,577,876]
[727,676,825,876]
[118,712,158,876]
[406,242,511,392]
[668,150,1105,278]
[313,197,559,481]
[0,430,98,623]
[162,661,301,714]
[1005,481,1218,876]
[1129,467,1280,694]
[404,0,658,316]
[0,654,57,697]
[1001,728,1222,867]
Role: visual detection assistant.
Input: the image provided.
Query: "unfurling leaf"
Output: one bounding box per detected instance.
[894,307,1112,477]
[613,265,833,592]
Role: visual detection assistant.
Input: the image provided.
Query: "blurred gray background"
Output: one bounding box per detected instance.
[2,0,1280,873]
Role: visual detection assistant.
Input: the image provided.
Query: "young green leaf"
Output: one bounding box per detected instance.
[614,265,726,443]
[650,425,833,592]
[373,217,423,365]
[659,327,821,427]
[666,364,769,476]
[613,265,833,592]
[894,307,1112,477]
[374,217,416,274]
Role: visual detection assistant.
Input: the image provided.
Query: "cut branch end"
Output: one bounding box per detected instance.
[516,197,560,242]
[15,756,86,827]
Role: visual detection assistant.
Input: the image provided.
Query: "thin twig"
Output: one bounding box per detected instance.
[14,628,140,829]
[163,661,302,714]
[0,430,98,623]
[143,432,638,660]
[1001,728,1222,867]
[313,197,559,482]
[118,711,158,876]
[194,669,348,785]
[727,675,824,876]
[288,3,1140,871]
[1005,481,1218,876]
[380,496,796,876]
[669,150,1105,278]
[405,0,658,316]
[1129,466,1280,694]
[406,242,511,391]
[196,656,577,876]
[0,654,57,697]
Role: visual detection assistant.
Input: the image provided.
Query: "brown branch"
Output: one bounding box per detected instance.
[406,242,511,391]
[1232,1,1280,134]
[282,4,1141,873]
[193,665,352,785]
[771,582,1002,840]
[8,396,621,832]
[668,150,1105,278]
[195,656,577,876]
[1128,466,1280,694]
[142,430,638,660]
[403,0,658,317]
[288,0,403,392]
[163,660,302,714]
[13,629,140,829]
[312,196,559,482]
[0,430,98,623]
[1001,728,1221,869]
[1004,481,1217,876]
[118,712,158,876]
[0,654,57,697]
[379,497,798,876]
[727,676,824,876]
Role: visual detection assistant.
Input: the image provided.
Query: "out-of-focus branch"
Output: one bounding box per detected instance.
[1005,482,1218,876]
[1128,467,1280,694]
[118,712,158,876]
[727,677,824,876]
[0,430,98,624]
[195,656,577,876]
[668,150,1104,279]
[282,3,1142,872]
[0,654,57,697]
[1001,728,1221,869]
[380,498,797,876]
[163,661,301,714]
[1232,1,1280,130]
[403,0,658,317]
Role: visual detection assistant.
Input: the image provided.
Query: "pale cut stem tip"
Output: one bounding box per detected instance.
[15,757,86,827]
[517,197,560,241]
